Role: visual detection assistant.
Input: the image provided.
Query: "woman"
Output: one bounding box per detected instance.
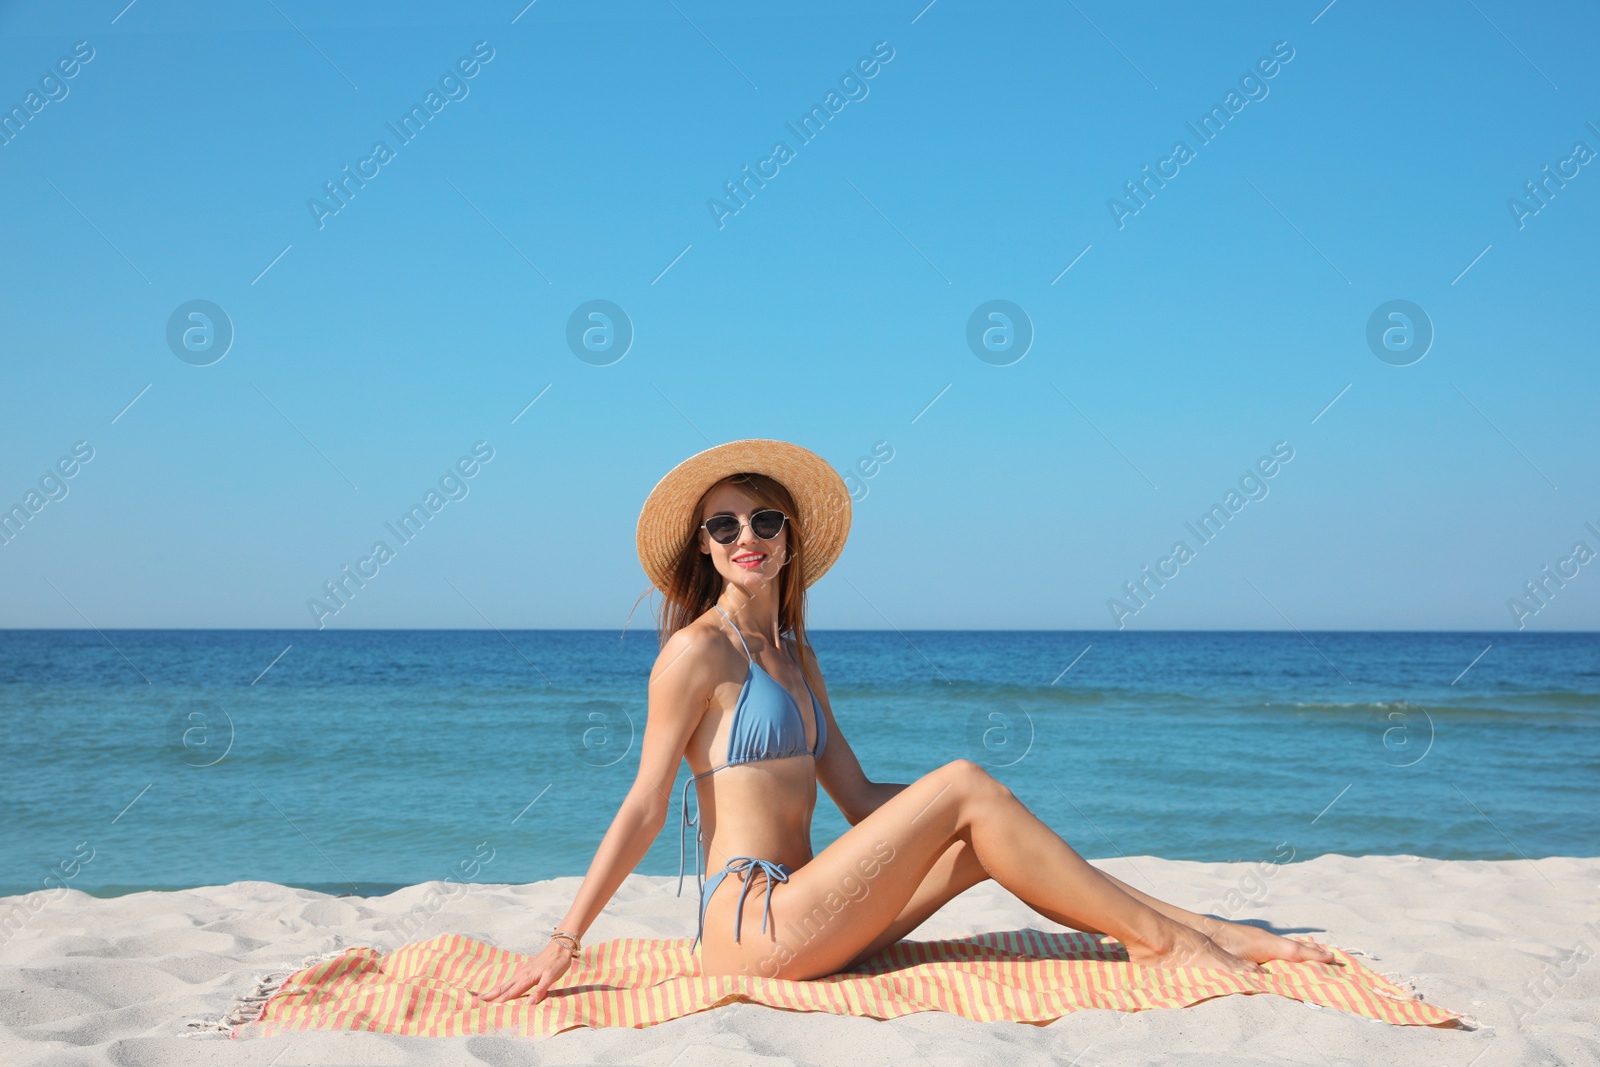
[481,439,1334,1003]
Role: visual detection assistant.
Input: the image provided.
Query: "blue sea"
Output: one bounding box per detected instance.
[1,630,1595,898]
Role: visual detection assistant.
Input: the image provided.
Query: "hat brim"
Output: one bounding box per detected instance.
[636,439,852,596]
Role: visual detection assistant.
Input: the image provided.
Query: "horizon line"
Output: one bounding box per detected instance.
[0,626,1593,635]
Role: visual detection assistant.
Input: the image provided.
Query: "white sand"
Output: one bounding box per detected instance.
[1,854,1594,1066]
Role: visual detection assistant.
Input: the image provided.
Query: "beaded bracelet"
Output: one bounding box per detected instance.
[549,928,581,958]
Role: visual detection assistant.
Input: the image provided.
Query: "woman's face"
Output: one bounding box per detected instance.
[698,481,789,592]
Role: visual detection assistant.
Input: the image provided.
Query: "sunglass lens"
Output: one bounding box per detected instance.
[705,516,740,544]
[752,510,785,539]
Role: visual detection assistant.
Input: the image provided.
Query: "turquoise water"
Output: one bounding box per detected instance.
[0,630,1595,898]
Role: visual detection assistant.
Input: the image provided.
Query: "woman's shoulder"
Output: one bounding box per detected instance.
[652,611,742,679]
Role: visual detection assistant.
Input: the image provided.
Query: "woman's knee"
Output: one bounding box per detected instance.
[935,758,1012,800]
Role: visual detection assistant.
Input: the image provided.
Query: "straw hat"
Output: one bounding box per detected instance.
[636,439,852,595]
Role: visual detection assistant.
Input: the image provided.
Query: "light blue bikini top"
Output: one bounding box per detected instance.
[676,604,827,896]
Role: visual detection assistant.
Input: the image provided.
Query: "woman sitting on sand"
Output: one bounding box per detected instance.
[481,439,1335,1003]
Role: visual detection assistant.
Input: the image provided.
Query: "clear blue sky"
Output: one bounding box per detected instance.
[1,0,1596,630]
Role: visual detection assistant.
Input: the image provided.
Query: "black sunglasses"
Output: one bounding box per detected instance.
[701,509,788,545]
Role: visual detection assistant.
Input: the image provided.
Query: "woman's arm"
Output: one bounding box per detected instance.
[478,626,716,1003]
[543,785,666,945]
[802,643,908,824]
[843,780,909,823]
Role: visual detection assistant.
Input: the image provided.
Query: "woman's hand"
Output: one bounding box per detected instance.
[475,939,575,1004]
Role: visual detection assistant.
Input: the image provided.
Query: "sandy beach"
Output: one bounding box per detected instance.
[1,853,1594,1065]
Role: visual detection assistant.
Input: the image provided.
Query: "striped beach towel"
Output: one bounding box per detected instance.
[230,930,1462,1038]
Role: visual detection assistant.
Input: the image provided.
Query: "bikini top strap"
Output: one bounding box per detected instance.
[712,604,753,662]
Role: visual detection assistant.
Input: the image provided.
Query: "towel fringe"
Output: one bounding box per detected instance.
[183,948,350,1039]
[1374,969,1424,998]
[1352,958,1478,1030]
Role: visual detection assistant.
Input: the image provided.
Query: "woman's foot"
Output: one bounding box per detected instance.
[1205,920,1338,966]
[1125,921,1261,973]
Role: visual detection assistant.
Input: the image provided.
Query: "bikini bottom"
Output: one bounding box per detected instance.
[693,856,794,950]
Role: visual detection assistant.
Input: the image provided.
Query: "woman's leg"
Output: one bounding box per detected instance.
[839,837,1108,968]
[702,759,1261,979]
[1096,870,1336,964]
[838,830,1335,969]
[839,838,987,968]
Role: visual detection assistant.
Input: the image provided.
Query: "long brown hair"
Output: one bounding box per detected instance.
[648,472,819,688]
